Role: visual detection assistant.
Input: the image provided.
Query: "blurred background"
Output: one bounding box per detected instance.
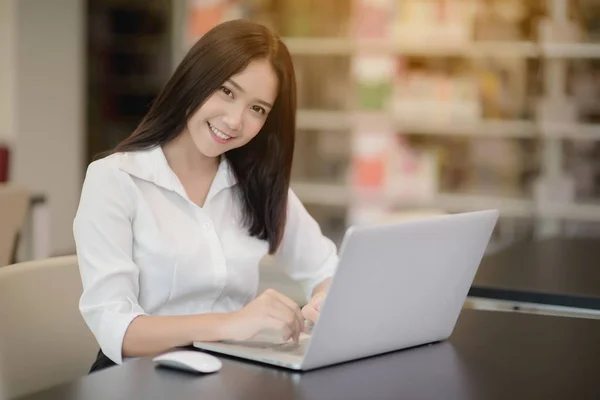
[1,0,600,265]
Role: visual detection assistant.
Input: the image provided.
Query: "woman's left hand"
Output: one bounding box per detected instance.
[301,291,326,325]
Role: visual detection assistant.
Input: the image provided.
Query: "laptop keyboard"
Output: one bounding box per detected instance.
[228,337,309,356]
[268,338,309,355]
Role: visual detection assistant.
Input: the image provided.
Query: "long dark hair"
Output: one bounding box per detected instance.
[107,19,297,254]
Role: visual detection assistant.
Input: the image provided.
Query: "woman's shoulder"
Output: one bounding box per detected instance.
[77,152,141,211]
[84,152,130,182]
[83,150,155,194]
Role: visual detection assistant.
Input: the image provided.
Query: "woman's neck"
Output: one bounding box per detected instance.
[162,130,219,177]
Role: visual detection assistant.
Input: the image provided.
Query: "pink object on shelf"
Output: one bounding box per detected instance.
[353,0,391,39]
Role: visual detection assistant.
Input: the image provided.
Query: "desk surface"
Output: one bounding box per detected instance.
[19,310,600,400]
[470,238,600,309]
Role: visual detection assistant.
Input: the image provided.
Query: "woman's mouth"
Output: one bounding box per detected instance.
[208,122,233,143]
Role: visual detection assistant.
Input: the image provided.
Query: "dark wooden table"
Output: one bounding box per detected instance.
[469,238,600,310]
[18,310,600,400]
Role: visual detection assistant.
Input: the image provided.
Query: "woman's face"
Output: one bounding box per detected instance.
[185,58,279,158]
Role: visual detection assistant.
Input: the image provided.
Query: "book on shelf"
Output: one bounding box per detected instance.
[352,0,393,39]
[353,55,394,111]
[349,129,390,193]
[393,0,475,46]
[349,127,438,204]
[186,0,246,44]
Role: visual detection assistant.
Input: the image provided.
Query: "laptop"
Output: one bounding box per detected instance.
[193,209,499,371]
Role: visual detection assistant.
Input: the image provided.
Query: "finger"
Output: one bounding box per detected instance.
[315,296,323,311]
[267,301,301,341]
[269,290,304,323]
[270,291,305,334]
[276,300,302,343]
[303,319,315,334]
[312,292,326,311]
[267,305,297,338]
[266,290,304,339]
[264,316,293,341]
[302,304,320,324]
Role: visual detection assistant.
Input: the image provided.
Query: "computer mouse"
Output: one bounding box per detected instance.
[153,350,222,373]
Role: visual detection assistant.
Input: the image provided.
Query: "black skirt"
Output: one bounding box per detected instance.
[89,349,117,374]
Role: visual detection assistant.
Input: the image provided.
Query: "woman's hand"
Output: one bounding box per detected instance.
[301,291,326,325]
[302,277,332,325]
[223,288,305,343]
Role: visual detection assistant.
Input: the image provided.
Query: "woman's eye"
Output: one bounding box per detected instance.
[221,86,233,97]
[252,105,266,115]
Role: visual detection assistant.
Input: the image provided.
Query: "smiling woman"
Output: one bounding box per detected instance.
[73,19,337,373]
[109,20,296,250]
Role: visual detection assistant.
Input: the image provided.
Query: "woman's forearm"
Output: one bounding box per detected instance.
[122,313,233,358]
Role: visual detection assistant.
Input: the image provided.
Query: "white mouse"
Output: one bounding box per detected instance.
[153,350,222,373]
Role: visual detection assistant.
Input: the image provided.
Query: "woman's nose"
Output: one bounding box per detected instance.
[223,105,244,132]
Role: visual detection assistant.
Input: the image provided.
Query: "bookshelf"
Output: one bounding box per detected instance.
[173,0,600,249]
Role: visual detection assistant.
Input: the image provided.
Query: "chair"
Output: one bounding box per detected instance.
[0,184,29,267]
[0,255,98,398]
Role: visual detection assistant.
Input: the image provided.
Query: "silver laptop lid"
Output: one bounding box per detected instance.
[302,210,498,370]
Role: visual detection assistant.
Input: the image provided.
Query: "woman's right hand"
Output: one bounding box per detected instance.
[223,288,305,343]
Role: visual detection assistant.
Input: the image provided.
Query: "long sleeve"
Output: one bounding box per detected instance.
[273,189,339,302]
[73,160,147,364]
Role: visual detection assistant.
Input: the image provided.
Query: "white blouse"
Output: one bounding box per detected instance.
[73,146,338,364]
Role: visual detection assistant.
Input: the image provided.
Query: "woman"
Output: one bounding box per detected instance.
[73,19,338,372]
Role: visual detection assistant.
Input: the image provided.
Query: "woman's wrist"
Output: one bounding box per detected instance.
[311,277,332,298]
[193,311,239,342]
